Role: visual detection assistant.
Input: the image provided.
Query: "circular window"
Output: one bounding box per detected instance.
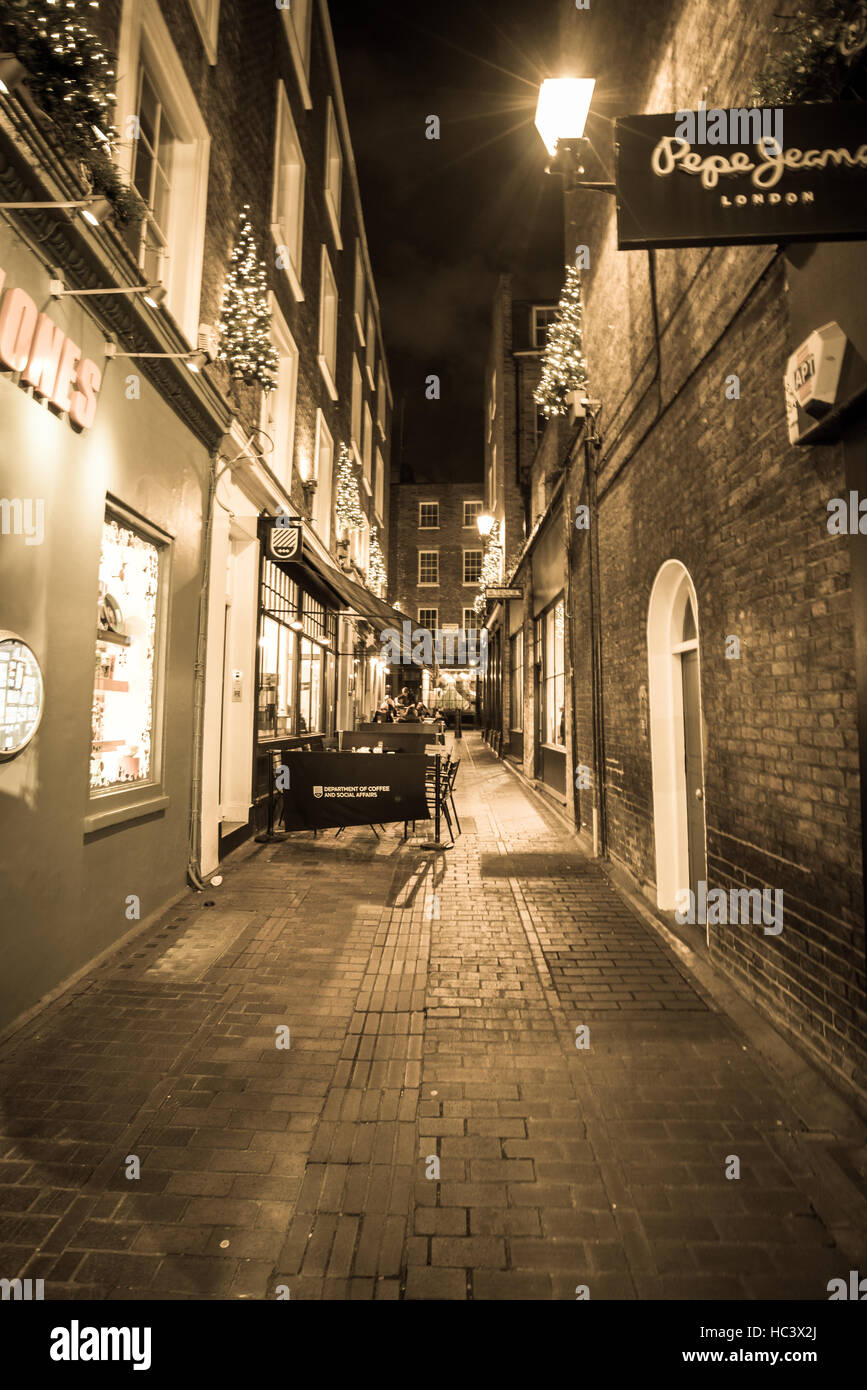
[0,631,44,761]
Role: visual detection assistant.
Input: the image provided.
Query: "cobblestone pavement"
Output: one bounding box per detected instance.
[1,736,866,1300]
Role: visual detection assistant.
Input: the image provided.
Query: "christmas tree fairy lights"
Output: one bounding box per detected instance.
[218,206,279,391]
[533,263,589,418]
[335,442,365,536]
[473,519,503,615]
[1,0,141,221]
[367,525,386,594]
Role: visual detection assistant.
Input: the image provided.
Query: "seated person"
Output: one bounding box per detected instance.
[374,698,395,723]
[415,701,432,718]
[400,704,420,722]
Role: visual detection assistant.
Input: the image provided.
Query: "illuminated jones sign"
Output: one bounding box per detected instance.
[0,268,101,429]
[784,322,847,446]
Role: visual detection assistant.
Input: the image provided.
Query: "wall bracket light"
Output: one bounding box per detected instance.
[0,195,113,225]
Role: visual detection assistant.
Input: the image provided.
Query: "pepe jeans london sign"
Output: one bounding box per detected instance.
[615,103,867,249]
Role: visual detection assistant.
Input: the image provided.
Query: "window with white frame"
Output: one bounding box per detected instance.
[279,0,312,109]
[365,302,375,386]
[350,358,362,459]
[418,608,438,630]
[463,550,483,585]
[463,608,481,631]
[376,362,386,438]
[351,519,369,573]
[362,404,373,491]
[312,410,334,547]
[354,240,365,343]
[374,448,384,522]
[271,81,305,302]
[317,246,338,400]
[418,551,439,586]
[187,0,219,64]
[117,2,210,344]
[260,297,298,490]
[532,305,558,349]
[463,499,483,529]
[324,98,343,249]
[418,501,439,529]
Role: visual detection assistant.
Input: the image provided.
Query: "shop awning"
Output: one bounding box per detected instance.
[284,541,411,635]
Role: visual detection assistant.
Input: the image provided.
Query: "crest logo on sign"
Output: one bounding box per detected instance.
[269,521,302,561]
[312,786,324,799]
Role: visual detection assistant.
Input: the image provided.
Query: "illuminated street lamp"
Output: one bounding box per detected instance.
[534,78,596,156]
[535,77,614,192]
[476,512,495,538]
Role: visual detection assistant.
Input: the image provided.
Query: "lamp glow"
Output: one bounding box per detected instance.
[476,512,495,538]
[534,78,596,157]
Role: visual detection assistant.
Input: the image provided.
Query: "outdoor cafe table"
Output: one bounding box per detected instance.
[280,749,434,833]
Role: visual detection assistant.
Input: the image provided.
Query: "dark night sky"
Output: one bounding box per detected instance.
[328,0,564,483]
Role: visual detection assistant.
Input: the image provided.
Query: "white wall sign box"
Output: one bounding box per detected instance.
[0,630,44,760]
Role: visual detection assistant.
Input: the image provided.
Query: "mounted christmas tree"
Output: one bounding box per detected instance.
[533,263,589,418]
[335,443,365,536]
[1,0,141,221]
[367,526,387,594]
[218,206,279,391]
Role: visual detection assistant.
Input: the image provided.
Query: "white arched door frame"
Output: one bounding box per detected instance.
[646,560,707,925]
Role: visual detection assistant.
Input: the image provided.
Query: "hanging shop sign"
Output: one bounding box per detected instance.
[268,518,303,562]
[0,630,44,760]
[0,269,102,429]
[485,587,523,601]
[784,321,849,445]
[615,104,867,249]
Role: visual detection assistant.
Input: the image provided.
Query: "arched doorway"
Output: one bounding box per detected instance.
[646,561,707,919]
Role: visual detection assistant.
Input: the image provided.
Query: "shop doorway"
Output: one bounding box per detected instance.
[647,561,707,914]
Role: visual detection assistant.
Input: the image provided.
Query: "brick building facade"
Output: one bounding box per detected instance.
[0,0,395,1031]
[480,0,867,1099]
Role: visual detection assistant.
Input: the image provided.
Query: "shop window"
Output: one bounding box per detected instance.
[90,510,165,793]
[324,97,343,249]
[463,550,483,585]
[271,80,305,302]
[318,246,338,400]
[510,630,523,732]
[419,608,438,630]
[463,500,483,529]
[117,1,210,344]
[541,596,566,747]
[298,637,324,735]
[258,560,298,741]
[418,551,439,586]
[419,501,439,529]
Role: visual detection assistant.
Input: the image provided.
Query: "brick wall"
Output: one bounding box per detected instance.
[555,0,866,1092]
[100,0,391,564]
[388,482,485,628]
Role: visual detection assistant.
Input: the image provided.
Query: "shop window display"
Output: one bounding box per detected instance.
[90,516,161,790]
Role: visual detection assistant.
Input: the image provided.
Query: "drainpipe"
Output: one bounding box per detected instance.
[585,417,607,858]
[187,443,220,890]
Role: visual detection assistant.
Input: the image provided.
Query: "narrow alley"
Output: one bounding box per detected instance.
[1,736,864,1302]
